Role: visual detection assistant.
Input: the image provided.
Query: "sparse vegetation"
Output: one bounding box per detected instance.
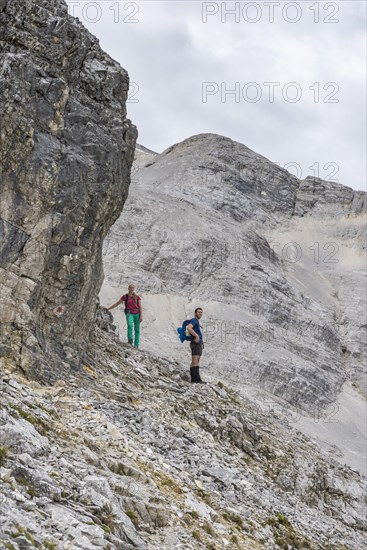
[230,534,240,547]
[203,522,216,536]
[0,446,9,467]
[43,541,57,550]
[153,471,183,495]
[192,530,201,541]
[266,511,313,549]
[11,527,36,545]
[126,509,139,527]
[8,403,49,435]
[223,510,243,529]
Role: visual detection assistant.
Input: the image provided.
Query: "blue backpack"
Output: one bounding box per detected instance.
[177,320,192,343]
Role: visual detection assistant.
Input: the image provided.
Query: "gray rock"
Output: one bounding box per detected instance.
[100,133,366,414]
[1,416,50,457]
[13,463,61,501]
[0,0,137,383]
[12,535,33,549]
[294,177,365,217]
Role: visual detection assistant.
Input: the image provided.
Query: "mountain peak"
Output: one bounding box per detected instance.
[161,132,259,157]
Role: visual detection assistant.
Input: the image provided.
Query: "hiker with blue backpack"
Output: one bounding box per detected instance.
[178,308,205,384]
[104,284,142,348]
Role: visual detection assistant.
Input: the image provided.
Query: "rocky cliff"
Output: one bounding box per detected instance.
[0,0,137,383]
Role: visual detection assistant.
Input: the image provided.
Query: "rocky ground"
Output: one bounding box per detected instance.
[1,311,365,550]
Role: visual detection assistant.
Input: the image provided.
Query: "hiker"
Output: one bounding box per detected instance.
[187,307,205,383]
[105,284,142,348]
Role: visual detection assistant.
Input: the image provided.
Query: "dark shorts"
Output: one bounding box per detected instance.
[190,341,203,356]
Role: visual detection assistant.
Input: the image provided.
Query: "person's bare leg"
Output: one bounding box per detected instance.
[191,355,200,367]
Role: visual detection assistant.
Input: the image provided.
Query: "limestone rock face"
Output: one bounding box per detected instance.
[0,0,137,382]
[101,134,366,414]
[294,176,365,218]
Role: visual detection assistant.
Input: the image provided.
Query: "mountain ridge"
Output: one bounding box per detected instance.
[100,133,366,474]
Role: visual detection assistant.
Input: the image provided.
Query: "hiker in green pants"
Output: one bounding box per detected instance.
[126,310,141,347]
[105,284,142,348]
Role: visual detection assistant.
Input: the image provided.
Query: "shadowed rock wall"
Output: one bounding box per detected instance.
[0,0,137,382]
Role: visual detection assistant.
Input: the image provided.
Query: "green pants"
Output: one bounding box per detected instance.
[126,313,140,347]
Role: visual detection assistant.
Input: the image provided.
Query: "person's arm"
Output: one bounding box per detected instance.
[187,322,199,343]
[105,297,123,311]
[138,299,143,322]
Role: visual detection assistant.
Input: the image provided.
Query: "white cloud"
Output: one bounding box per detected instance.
[66,0,366,191]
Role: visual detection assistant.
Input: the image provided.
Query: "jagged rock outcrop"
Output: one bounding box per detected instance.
[294,177,365,218]
[0,0,137,383]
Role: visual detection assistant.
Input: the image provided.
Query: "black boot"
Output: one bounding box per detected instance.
[190,367,196,383]
[190,366,205,383]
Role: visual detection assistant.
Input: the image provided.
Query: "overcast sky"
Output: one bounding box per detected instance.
[66,1,366,191]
